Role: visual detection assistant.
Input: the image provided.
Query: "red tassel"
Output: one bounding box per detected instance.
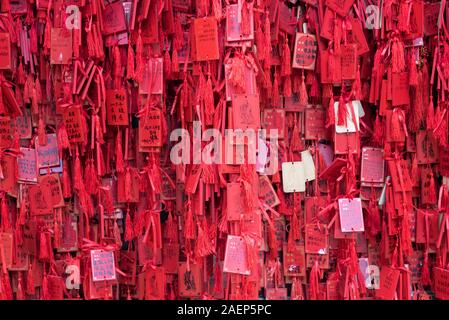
[333,15,341,54]
[282,36,291,77]
[426,96,435,130]
[264,15,271,66]
[84,159,99,195]
[39,231,50,261]
[272,72,280,105]
[337,95,347,126]
[116,130,125,174]
[290,119,303,152]
[391,38,405,73]
[326,95,335,128]
[283,76,292,97]
[62,160,72,198]
[74,153,83,192]
[241,1,250,36]
[114,219,122,247]
[57,123,70,157]
[409,53,418,87]
[184,201,195,240]
[26,264,35,295]
[287,213,301,252]
[390,108,403,141]
[113,45,122,82]
[195,220,215,258]
[172,49,179,73]
[35,77,42,103]
[1,273,12,300]
[213,261,222,294]
[372,113,384,145]
[309,260,321,300]
[38,116,47,146]
[299,73,308,106]
[352,65,362,100]
[256,22,265,61]
[420,251,431,286]
[204,74,215,125]
[292,72,301,94]
[126,43,135,80]
[310,74,320,98]
[411,155,418,185]
[228,57,245,91]
[124,209,134,241]
[16,275,25,300]
[163,49,172,80]
[125,167,132,202]
[428,170,437,204]
[135,30,144,83]
[17,60,25,85]
[41,273,49,300]
[1,195,11,231]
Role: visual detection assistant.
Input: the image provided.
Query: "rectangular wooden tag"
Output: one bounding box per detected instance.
[35,133,60,168]
[341,44,357,80]
[178,262,203,298]
[226,4,254,42]
[0,155,17,195]
[102,1,127,35]
[14,108,32,139]
[39,174,64,208]
[192,17,220,61]
[62,105,86,144]
[18,148,38,183]
[338,198,365,232]
[90,250,116,282]
[145,267,166,299]
[392,72,410,106]
[223,235,251,275]
[282,162,305,193]
[138,109,162,150]
[388,160,413,192]
[162,243,179,274]
[424,3,440,36]
[0,232,13,269]
[0,116,13,149]
[376,266,400,300]
[334,100,360,133]
[304,108,326,140]
[361,147,385,184]
[306,252,330,269]
[227,182,251,220]
[29,184,53,215]
[283,243,306,277]
[258,176,280,208]
[350,18,370,56]
[415,209,439,244]
[0,33,11,70]
[232,94,261,131]
[106,88,129,126]
[57,211,78,252]
[305,223,328,254]
[416,130,439,164]
[262,109,285,139]
[433,267,449,300]
[50,28,73,65]
[292,33,318,70]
